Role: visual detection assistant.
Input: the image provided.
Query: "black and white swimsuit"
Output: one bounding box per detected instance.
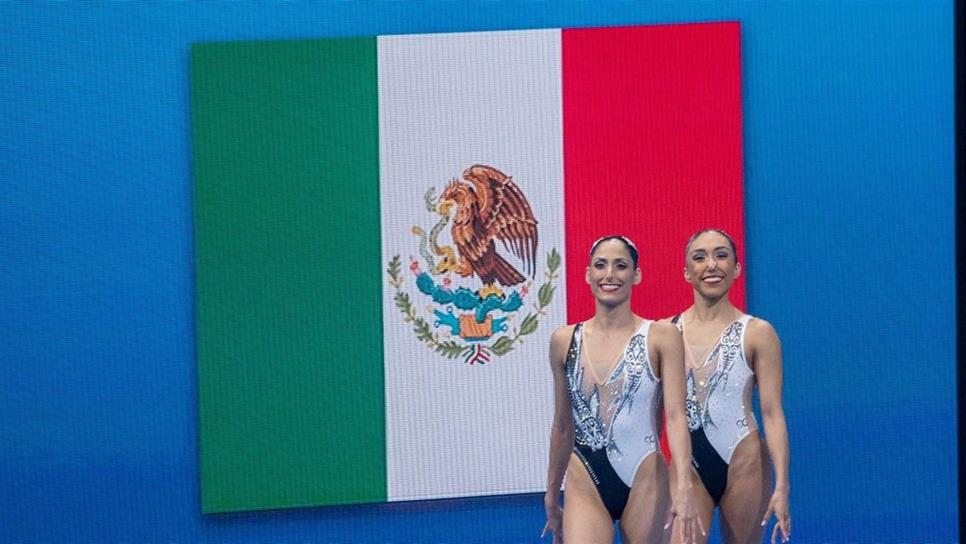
[673,313,757,505]
[565,320,661,520]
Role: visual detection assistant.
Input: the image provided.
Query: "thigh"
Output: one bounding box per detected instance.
[620,452,671,544]
[563,453,615,544]
[720,432,772,544]
[668,461,714,544]
[620,453,670,544]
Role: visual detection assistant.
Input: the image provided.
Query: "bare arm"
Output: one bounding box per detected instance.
[542,326,575,542]
[749,319,791,542]
[651,322,692,489]
[651,321,700,541]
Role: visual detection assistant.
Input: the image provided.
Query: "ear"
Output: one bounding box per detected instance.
[585,266,591,285]
[633,266,642,285]
[734,262,742,279]
[683,266,692,282]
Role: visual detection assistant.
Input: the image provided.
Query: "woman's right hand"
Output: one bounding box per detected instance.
[541,493,563,543]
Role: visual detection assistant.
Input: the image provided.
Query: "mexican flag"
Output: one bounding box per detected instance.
[192,22,744,514]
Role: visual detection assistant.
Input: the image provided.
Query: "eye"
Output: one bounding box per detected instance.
[715,251,729,260]
[692,254,705,262]
[616,262,627,269]
[594,261,606,269]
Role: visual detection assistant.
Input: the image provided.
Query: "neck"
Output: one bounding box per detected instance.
[591,300,637,330]
[687,293,736,322]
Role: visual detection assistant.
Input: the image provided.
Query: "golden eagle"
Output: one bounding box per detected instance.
[437,165,538,289]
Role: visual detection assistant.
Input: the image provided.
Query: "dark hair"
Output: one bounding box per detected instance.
[685,229,739,262]
[590,235,640,267]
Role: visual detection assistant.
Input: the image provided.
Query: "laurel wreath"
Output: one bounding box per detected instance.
[387,248,560,364]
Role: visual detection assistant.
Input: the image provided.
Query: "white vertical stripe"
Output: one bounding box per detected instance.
[378,29,565,501]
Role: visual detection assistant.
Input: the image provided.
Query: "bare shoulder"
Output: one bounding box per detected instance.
[647,320,683,349]
[549,324,576,366]
[746,317,781,353]
[747,317,780,341]
[550,324,576,345]
[648,320,679,338]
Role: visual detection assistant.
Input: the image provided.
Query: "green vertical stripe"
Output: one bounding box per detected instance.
[191,37,384,513]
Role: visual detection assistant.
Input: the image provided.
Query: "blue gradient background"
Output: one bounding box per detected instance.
[0,2,955,543]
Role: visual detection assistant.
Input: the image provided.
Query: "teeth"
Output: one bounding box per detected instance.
[599,284,620,292]
[704,277,722,283]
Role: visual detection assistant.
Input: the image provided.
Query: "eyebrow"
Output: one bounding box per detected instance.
[691,246,731,253]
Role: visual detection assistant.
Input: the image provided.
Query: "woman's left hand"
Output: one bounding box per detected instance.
[761,488,791,543]
[666,485,704,544]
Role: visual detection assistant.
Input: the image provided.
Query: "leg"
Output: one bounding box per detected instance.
[668,459,714,544]
[719,432,772,544]
[620,453,671,544]
[563,453,615,544]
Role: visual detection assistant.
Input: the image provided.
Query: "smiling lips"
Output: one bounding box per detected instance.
[599,283,622,292]
[702,275,724,284]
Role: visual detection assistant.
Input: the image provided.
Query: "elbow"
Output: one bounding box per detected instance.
[558,425,575,442]
[761,406,786,427]
[663,404,685,426]
[551,419,574,440]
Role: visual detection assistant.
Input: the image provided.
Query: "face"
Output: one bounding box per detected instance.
[684,231,741,298]
[586,239,641,305]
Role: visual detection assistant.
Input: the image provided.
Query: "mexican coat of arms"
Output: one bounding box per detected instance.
[387,164,560,365]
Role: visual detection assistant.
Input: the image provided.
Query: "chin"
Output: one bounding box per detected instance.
[595,293,628,305]
[697,285,729,297]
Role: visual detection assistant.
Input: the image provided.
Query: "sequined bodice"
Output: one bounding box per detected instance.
[565,321,659,458]
[678,314,756,464]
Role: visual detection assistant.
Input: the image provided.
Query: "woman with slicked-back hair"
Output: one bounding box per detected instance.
[666,229,791,544]
[543,236,701,544]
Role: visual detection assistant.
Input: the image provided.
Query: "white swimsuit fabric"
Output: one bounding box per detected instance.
[682,314,757,464]
[566,320,661,486]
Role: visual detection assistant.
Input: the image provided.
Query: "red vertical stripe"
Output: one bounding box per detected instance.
[563,22,745,322]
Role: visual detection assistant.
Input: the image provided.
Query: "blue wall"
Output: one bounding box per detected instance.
[0,2,954,543]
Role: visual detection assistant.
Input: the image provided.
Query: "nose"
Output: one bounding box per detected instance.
[707,259,718,270]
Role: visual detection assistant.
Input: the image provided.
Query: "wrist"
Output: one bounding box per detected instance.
[544,491,560,505]
[774,484,790,493]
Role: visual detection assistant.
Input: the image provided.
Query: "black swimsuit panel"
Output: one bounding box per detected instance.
[573,442,631,520]
[671,314,730,506]
[565,325,630,520]
[689,426,729,505]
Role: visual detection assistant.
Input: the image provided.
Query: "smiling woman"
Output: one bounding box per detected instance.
[0,2,953,543]
[543,237,702,544]
[667,229,791,544]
